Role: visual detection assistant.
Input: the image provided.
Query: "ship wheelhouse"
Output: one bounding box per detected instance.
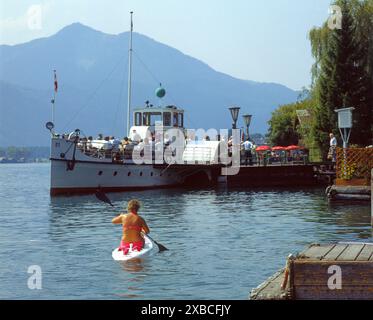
[132,105,184,130]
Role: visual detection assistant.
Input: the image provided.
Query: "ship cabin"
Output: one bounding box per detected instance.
[129,104,185,140]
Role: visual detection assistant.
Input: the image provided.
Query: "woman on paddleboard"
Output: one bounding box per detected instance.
[112,199,150,255]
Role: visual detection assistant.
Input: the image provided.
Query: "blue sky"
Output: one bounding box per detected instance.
[0,0,333,90]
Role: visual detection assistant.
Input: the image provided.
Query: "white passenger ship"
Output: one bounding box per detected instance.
[48,105,223,195]
[47,13,223,196]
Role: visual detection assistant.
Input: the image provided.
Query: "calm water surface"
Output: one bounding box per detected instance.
[0,163,371,299]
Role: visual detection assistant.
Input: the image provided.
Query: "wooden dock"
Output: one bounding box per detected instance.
[225,164,320,187]
[250,242,373,300]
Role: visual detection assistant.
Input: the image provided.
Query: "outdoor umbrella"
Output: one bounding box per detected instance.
[285,145,301,151]
[255,145,271,152]
[272,146,286,151]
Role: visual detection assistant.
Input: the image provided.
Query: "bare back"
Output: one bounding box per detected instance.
[112,212,149,243]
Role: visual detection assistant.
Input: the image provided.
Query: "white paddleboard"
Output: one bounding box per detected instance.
[112,235,158,261]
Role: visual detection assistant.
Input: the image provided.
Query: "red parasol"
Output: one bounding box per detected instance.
[255,145,271,152]
[285,145,301,151]
[272,146,286,151]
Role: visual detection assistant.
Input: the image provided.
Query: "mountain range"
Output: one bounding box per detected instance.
[0,23,299,147]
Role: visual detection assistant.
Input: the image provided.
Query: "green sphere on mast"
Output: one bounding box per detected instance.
[155,84,166,98]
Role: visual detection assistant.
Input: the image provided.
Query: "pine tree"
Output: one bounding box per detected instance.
[352,0,373,145]
[313,0,373,158]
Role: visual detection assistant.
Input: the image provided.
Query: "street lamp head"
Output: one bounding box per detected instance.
[242,114,252,127]
[229,106,240,123]
[335,107,355,149]
[334,107,355,129]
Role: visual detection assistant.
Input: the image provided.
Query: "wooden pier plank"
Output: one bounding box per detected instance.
[356,244,373,261]
[322,244,348,261]
[300,244,335,260]
[337,244,365,261]
[250,269,289,300]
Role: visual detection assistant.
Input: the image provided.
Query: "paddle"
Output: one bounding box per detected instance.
[95,189,168,252]
[144,234,168,252]
[95,189,114,206]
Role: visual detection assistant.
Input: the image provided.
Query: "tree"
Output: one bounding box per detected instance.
[267,103,300,146]
[310,0,373,159]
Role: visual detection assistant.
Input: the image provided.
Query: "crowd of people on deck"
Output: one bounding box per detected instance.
[68,129,177,161]
[60,128,310,165]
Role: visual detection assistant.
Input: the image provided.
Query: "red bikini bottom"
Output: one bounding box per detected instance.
[119,240,144,255]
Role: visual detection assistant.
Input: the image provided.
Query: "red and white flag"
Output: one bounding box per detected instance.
[54,70,58,92]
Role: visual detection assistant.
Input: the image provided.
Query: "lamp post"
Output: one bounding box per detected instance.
[242,114,252,140]
[229,106,240,130]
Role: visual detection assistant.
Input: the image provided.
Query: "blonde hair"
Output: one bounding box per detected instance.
[127,199,141,213]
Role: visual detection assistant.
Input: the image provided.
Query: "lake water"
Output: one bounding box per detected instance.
[0,163,371,299]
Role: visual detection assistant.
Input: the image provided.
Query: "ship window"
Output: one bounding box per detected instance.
[135,112,142,126]
[178,113,184,127]
[140,172,143,176]
[127,172,131,176]
[150,172,154,176]
[173,113,178,126]
[98,171,103,176]
[163,112,171,126]
[143,112,162,126]
[143,113,150,126]
[113,171,118,176]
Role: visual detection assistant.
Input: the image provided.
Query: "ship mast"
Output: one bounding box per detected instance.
[126,11,133,137]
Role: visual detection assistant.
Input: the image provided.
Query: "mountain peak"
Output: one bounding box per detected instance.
[0,23,298,146]
[56,22,105,36]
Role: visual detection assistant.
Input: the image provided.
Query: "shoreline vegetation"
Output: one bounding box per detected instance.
[267,0,373,162]
[0,146,50,163]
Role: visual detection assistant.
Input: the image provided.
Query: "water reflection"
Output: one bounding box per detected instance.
[120,258,145,272]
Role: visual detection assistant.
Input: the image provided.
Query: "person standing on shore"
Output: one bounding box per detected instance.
[242,138,253,166]
[328,133,337,162]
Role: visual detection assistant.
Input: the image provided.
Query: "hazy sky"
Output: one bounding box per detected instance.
[0,0,333,90]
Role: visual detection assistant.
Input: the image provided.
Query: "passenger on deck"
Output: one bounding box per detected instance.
[87,136,93,149]
[164,133,171,146]
[96,133,103,140]
[135,139,144,151]
[130,129,142,143]
[102,137,113,154]
[121,137,130,146]
[120,137,130,152]
[110,136,121,151]
[155,136,163,153]
[143,138,152,155]
[78,137,87,150]
[112,199,150,255]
